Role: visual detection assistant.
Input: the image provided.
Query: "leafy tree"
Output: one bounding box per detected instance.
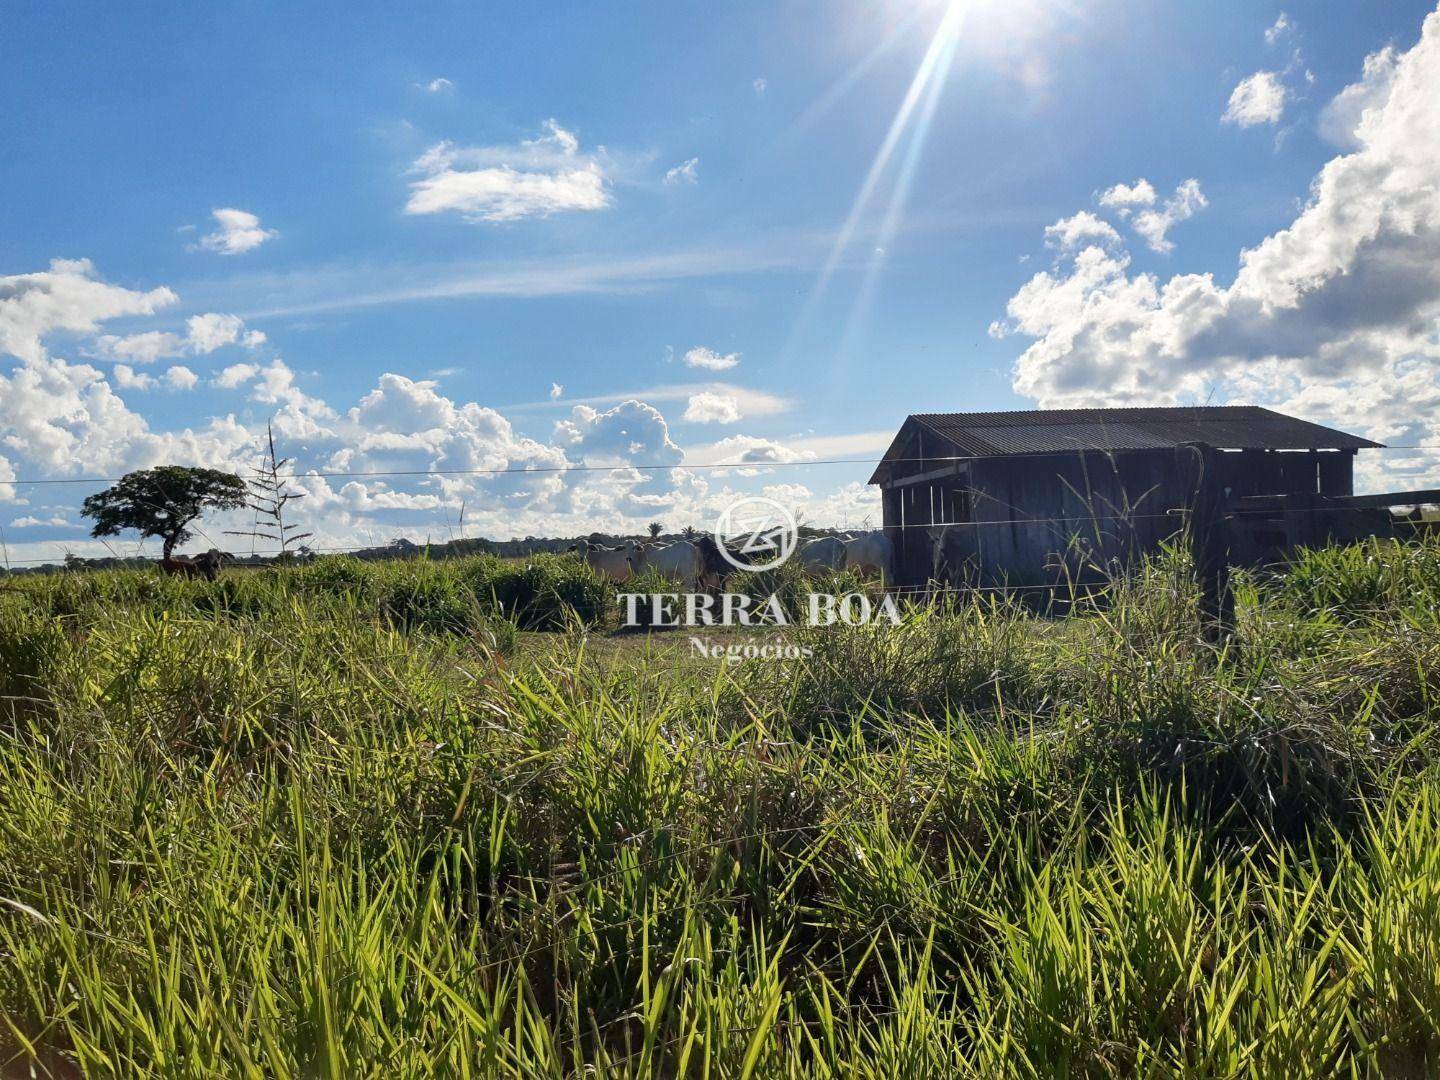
[225,424,313,561]
[682,525,697,540]
[647,522,664,540]
[81,466,247,559]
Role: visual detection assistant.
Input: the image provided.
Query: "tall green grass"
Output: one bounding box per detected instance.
[2,539,1440,1075]
[2,551,612,637]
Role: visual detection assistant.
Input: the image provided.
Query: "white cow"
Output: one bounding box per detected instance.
[571,541,634,583]
[624,540,707,590]
[797,535,846,572]
[843,530,893,580]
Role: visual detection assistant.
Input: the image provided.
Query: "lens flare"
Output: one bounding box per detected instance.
[783,1,967,364]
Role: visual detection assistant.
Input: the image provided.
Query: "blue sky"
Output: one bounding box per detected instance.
[4,0,1440,561]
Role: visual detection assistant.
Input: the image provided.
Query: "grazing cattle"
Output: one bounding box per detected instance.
[624,540,706,590]
[196,549,230,579]
[843,531,892,580]
[692,536,730,590]
[797,535,846,572]
[159,548,229,582]
[569,541,634,583]
[160,555,204,580]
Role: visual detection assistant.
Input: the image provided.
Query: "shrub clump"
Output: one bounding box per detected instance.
[734,596,1042,730]
[1281,536,1440,618]
[467,553,612,629]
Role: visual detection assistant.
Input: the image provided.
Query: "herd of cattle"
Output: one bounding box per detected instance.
[150,531,895,591]
[568,531,892,591]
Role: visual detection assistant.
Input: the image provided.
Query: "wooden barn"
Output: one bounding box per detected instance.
[868,406,1385,589]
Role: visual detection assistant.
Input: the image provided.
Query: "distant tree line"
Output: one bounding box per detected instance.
[2,441,856,576]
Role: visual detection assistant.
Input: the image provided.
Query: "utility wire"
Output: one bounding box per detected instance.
[3,502,1436,568]
[5,443,1440,487]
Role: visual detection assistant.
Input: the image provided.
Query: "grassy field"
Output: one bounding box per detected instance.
[2,541,1440,1076]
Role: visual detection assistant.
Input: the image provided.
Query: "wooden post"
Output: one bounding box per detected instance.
[881,486,905,585]
[1177,442,1233,641]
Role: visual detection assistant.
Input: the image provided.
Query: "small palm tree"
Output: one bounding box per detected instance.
[226,423,313,561]
[682,525,697,540]
[647,522,663,540]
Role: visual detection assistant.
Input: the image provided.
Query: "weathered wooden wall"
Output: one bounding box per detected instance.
[879,445,1362,588]
[961,452,1183,588]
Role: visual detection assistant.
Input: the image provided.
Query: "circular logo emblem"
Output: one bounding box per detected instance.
[714,496,798,572]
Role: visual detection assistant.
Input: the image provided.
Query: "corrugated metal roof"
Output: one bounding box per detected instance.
[868,407,1381,484]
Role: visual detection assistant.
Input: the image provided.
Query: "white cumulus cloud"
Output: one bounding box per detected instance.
[214,362,259,390]
[113,364,155,390]
[185,313,245,353]
[93,311,263,364]
[405,120,611,223]
[1097,179,1157,218]
[165,365,199,391]
[0,258,176,363]
[699,435,811,467]
[1130,179,1207,254]
[0,352,253,477]
[197,208,277,255]
[1044,211,1122,251]
[682,392,741,424]
[995,4,1440,485]
[113,363,196,393]
[682,346,740,371]
[1319,45,1402,148]
[553,399,683,467]
[1223,71,1288,127]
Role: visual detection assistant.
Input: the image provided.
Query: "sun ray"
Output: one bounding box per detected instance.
[829,9,962,384]
[786,7,927,137]
[780,1,968,364]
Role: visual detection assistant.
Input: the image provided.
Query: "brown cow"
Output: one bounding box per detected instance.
[159,549,228,582]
